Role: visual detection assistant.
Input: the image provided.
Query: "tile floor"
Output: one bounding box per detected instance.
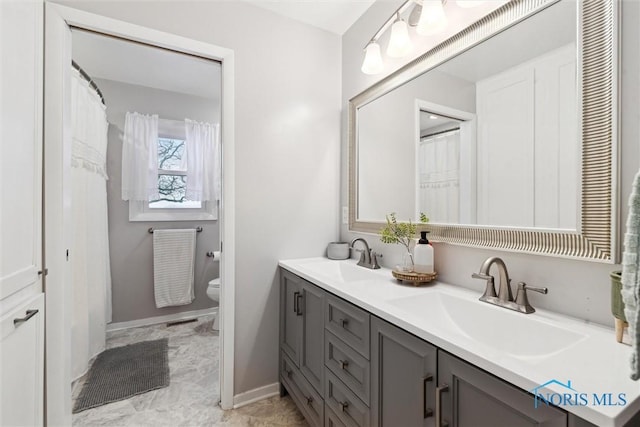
[72,316,307,426]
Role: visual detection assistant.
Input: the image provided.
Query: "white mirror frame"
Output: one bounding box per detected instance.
[349,0,619,263]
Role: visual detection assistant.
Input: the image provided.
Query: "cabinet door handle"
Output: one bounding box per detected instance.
[339,401,349,412]
[423,374,434,418]
[340,318,349,328]
[13,309,39,326]
[339,359,349,370]
[306,396,314,406]
[436,383,449,427]
[295,293,303,316]
[293,292,300,313]
[286,369,293,379]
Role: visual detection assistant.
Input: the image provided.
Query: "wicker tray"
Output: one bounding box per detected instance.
[392,270,437,286]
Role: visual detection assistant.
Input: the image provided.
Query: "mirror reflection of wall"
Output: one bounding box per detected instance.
[356,0,577,231]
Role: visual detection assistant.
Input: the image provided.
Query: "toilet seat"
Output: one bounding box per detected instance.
[209,278,221,288]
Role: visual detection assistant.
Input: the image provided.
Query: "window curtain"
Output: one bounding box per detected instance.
[418,129,460,223]
[121,112,159,201]
[184,119,221,203]
[70,68,112,380]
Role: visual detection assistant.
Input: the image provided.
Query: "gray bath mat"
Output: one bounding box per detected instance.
[73,338,169,413]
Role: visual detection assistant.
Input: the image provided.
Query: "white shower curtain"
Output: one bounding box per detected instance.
[70,68,112,380]
[418,129,460,223]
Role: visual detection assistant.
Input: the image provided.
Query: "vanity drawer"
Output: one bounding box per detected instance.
[325,405,347,427]
[281,352,324,427]
[325,370,370,427]
[325,294,370,359]
[325,331,370,405]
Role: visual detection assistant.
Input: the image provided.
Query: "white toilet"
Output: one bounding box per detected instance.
[207,278,221,330]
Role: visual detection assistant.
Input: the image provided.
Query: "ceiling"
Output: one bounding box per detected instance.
[245,0,375,35]
[71,29,221,100]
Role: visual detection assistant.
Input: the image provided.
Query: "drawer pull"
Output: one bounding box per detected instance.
[13,309,39,326]
[423,374,434,418]
[340,318,349,328]
[295,293,303,316]
[436,383,449,427]
[339,401,349,412]
[286,369,293,379]
[339,359,349,370]
[293,292,300,314]
[306,396,314,406]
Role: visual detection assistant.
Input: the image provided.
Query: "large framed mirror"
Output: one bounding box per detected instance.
[349,0,618,263]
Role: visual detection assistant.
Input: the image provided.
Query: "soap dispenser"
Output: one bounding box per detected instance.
[413,231,434,274]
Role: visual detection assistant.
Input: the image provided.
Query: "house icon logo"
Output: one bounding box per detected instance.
[530,379,577,408]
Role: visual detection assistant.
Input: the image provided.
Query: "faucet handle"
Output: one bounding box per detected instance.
[522,283,548,294]
[471,272,497,300]
[471,272,492,281]
[514,282,548,313]
[371,251,382,269]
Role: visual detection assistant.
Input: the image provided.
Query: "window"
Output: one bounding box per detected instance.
[129,119,218,221]
[149,137,202,209]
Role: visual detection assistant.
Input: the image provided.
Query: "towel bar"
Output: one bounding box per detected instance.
[148,227,203,234]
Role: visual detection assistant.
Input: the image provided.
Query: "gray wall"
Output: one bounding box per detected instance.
[59,0,342,396]
[96,78,220,323]
[341,0,640,327]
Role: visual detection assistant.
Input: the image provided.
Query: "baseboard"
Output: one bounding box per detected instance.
[233,382,280,409]
[106,307,217,332]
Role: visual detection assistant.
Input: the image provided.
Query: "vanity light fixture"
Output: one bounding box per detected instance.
[387,14,413,58]
[416,0,448,36]
[360,0,452,75]
[361,42,384,75]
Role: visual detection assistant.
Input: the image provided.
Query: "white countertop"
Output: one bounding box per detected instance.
[279,257,640,427]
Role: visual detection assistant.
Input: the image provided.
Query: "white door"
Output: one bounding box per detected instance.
[0,294,45,427]
[0,1,45,425]
[0,0,44,301]
[476,68,535,227]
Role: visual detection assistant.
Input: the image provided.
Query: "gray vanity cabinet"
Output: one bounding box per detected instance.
[437,351,566,427]
[370,316,437,427]
[280,269,609,427]
[280,270,326,426]
[281,270,302,364]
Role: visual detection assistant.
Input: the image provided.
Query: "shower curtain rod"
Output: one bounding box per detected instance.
[71,60,106,105]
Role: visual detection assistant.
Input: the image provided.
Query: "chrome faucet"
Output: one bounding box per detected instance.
[350,238,381,269]
[471,257,548,314]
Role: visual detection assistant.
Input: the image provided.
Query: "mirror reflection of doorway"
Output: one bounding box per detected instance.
[418,111,462,224]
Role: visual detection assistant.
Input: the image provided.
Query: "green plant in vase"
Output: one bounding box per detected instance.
[380,212,429,272]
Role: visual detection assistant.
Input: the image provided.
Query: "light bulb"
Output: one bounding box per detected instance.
[387,19,413,58]
[456,0,486,8]
[416,0,448,36]
[361,42,383,75]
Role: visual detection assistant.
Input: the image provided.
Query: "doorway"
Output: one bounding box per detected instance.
[43,4,235,424]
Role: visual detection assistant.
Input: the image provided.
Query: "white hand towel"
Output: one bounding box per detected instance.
[622,170,640,380]
[153,229,196,308]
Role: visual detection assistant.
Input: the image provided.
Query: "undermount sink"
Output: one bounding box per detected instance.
[298,259,385,283]
[389,291,588,360]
